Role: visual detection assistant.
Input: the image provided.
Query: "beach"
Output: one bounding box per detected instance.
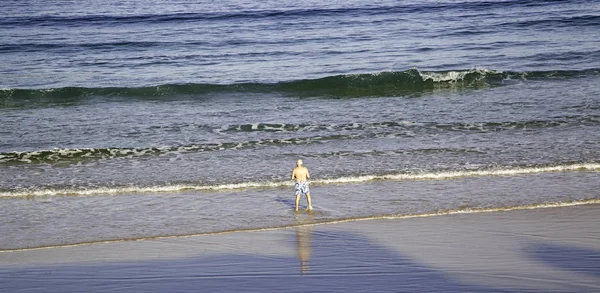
[2,204,598,293]
[1,1,599,292]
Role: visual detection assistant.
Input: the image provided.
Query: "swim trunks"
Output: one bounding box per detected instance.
[295,181,310,195]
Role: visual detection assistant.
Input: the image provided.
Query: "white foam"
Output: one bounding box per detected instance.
[318,163,600,184]
[419,68,500,83]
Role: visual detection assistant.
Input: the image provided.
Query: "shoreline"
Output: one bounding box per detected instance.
[1,198,598,253]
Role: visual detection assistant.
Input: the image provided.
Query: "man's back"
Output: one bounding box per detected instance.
[293,166,309,182]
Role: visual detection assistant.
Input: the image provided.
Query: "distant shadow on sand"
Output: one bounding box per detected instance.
[2,230,587,293]
[524,241,600,278]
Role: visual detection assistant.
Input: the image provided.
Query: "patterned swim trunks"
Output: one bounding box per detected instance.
[295,181,310,195]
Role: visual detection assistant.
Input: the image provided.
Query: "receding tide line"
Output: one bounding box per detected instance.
[1,199,599,253]
[1,163,599,198]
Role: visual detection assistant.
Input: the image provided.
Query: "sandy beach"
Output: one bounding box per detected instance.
[1,204,598,293]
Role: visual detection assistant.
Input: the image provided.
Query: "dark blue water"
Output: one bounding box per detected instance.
[2,0,600,87]
[0,0,599,250]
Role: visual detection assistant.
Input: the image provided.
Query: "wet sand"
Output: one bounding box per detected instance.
[1,204,599,293]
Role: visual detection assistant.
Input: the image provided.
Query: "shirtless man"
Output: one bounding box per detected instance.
[291,159,313,212]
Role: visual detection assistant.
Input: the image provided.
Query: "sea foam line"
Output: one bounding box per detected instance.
[0,163,598,198]
[1,198,598,253]
[317,163,600,184]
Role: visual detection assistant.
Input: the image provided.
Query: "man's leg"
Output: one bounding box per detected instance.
[306,193,313,210]
[295,193,301,211]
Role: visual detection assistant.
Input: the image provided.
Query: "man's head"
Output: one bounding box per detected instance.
[296,159,303,167]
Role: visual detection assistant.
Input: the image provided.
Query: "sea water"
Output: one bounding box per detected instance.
[0,0,599,250]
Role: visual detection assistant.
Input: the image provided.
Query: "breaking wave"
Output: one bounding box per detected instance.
[1,163,597,198]
[2,68,599,104]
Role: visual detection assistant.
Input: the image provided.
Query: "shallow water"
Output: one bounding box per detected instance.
[1,170,598,250]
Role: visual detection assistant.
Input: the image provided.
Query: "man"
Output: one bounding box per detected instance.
[291,159,313,212]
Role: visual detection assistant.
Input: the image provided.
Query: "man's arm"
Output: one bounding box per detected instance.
[306,169,310,180]
[291,169,296,181]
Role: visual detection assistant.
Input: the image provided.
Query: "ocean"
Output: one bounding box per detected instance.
[1,0,599,251]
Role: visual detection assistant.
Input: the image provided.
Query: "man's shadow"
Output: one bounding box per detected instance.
[275,196,296,209]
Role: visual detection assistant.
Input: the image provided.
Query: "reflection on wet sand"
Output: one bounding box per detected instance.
[295,213,313,275]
